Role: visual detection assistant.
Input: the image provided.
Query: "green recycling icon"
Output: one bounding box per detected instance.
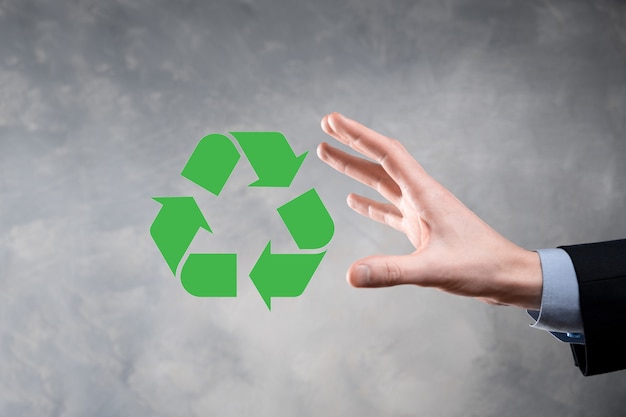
[150,132,334,310]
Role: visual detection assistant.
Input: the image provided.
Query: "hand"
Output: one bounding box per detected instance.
[317,112,542,310]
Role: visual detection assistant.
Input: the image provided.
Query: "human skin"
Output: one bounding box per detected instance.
[317,112,543,310]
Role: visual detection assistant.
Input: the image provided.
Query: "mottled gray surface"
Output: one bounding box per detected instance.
[1,0,626,415]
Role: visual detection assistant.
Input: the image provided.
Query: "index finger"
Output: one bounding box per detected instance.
[321,112,427,190]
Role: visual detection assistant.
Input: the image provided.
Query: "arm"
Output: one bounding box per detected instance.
[317,112,542,309]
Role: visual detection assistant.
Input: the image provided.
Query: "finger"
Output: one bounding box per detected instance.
[347,254,430,288]
[346,193,404,232]
[317,142,402,204]
[321,113,332,135]
[322,112,428,192]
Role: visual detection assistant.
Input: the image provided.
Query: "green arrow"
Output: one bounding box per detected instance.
[277,188,334,250]
[249,241,326,310]
[231,131,307,187]
[150,197,211,275]
[180,253,237,297]
[181,133,240,196]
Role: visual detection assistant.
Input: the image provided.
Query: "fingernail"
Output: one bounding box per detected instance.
[321,114,333,133]
[316,143,325,159]
[332,112,346,125]
[327,112,343,132]
[352,265,370,286]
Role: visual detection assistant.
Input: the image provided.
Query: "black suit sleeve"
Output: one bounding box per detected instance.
[560,240,626,376]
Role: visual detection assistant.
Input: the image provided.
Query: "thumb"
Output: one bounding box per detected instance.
[347,254,426,288]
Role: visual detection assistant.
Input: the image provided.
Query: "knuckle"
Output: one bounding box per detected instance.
[382,261,402,286]
[373,175,387,192]
[388,138,405,153]
[351,133,365,150]
[335,156,349,173]
[382,138,408,166]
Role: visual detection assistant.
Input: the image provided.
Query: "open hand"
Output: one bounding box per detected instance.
[317,112,542,310]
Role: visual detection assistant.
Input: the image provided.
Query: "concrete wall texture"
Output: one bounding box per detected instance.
[1,0,625,415]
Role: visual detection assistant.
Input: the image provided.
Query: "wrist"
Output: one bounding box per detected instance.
[493,248,543,310]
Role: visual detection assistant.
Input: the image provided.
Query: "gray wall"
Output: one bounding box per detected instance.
[1,0,625,415]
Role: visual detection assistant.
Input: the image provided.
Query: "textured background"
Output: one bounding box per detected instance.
[1,0,626,415]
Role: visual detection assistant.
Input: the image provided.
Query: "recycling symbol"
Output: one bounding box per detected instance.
[150,132,334,310]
